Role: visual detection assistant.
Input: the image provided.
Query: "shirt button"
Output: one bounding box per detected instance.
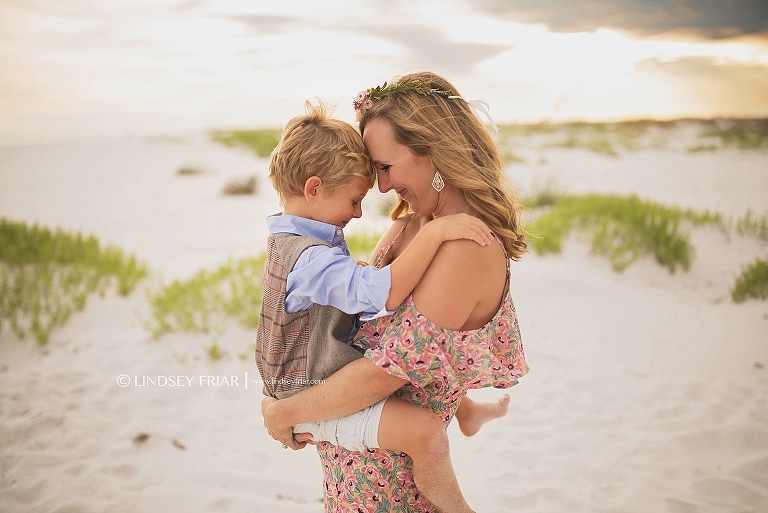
[336,229,342,235]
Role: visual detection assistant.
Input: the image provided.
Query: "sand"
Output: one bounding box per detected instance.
[1,130,767,512]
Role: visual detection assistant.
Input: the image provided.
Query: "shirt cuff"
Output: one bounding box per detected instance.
[360,304,396,321]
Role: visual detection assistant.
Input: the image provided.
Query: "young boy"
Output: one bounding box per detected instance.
[255,101,504,513]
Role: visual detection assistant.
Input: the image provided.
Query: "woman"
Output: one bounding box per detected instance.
[262,71,528,512]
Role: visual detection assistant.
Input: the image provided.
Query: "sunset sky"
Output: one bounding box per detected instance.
[1,0,767,143]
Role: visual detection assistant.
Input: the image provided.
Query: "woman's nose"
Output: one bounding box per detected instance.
[377,171,391,193]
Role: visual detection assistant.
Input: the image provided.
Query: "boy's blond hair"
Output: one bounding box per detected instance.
[269,101,375,204]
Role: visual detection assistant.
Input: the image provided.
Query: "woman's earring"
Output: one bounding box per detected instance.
[432,171,445,192]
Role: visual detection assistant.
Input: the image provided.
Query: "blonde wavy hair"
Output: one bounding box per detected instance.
[358,72,527,260]
[269,100,375,204]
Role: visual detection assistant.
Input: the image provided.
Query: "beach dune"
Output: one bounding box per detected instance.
[1,130,767,512]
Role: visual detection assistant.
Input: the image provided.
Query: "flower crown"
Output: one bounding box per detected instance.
[353,79,450,116]
[352,78,499,132]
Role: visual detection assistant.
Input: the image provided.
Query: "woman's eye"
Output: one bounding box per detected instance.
[380,165,391,173]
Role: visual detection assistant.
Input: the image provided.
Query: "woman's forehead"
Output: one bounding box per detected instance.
[362,118,397,157]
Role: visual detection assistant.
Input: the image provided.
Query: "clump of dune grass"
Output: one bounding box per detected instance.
[540,122,656,157]
[177,166,206,176]
[0,219,147,345]
[211,129,282,158]
[238,343,255,361]
[731,258,768,303]
[525,194,723,273]
[523,178,561,210]
[145,255,265,340]
[501,151,525,164]
[498,122,559,138]
[222,176,258,195]
[686,144,718,153]
[735,210,768,242]
[701,118,768,150]
[204,339,227,361]
[500,119,680,156]
[546,128,618,157]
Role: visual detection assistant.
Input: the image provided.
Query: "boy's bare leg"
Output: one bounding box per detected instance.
[455,394,510,437]
[377,397,475,513]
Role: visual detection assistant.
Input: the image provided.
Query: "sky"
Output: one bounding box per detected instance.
[1,0,767,144]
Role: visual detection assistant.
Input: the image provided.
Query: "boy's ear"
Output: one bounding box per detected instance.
[303,176,323,203]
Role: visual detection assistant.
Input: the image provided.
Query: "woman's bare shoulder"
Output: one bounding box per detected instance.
[434,239,506,281]
[413,239,507,330]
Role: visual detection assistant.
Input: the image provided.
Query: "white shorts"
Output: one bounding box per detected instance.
[293,397,388,453]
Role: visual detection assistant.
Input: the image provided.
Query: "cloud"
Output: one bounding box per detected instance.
[348,25,510,76]
[636,55,768,115]
[468,0,768,39]
[217,14,298,35]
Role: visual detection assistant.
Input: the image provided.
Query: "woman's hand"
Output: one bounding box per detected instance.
[429,213,493,247]
[261,396,307,450]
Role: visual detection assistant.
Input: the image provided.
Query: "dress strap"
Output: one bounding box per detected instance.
[490,232,512,296]
[490,231,508,259]
[373,214,415,268]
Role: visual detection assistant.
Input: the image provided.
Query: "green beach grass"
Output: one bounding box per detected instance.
[0,219,147,345]
[546,128,619,157]
[524,194,723,273]
[736,210,768,242]
[145,255,266,341]
[523,193,768,303]
[498,119,678,157]
[731,258,768,303]
[701,118,768,150]
[211,129,282,158]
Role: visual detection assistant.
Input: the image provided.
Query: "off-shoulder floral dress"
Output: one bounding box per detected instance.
[316,217,528,512]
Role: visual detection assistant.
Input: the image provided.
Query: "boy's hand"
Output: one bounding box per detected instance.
[430,213,493,246]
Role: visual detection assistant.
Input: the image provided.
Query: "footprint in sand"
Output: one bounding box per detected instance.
[733,453,768,490]
[665,497,703,513]
[5,477,50,504]
[202,498,233,512]
[692,477,768,510]
[102,464,140,480]
[62,462,89,477]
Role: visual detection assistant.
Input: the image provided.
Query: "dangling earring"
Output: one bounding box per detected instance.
[432,171,445,192]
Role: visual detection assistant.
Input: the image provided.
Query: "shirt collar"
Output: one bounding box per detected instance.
[266,213,346,247]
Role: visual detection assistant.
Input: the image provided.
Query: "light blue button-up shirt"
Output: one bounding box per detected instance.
[266,214,393,324]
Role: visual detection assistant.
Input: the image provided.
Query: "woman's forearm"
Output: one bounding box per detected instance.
[269,358,406,430]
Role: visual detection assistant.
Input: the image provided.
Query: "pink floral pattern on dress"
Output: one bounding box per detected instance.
[317,227,528,512]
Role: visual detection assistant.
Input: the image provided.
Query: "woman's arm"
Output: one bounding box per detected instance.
[262,358,407,449]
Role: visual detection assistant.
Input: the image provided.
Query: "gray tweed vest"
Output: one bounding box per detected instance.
[255,232,363,399]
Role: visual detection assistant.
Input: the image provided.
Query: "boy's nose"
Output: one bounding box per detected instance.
[353,204,362,218]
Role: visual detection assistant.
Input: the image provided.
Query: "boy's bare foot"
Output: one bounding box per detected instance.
[456,394,510,437]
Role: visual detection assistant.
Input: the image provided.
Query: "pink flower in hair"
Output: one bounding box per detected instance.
[353,90,370,111]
